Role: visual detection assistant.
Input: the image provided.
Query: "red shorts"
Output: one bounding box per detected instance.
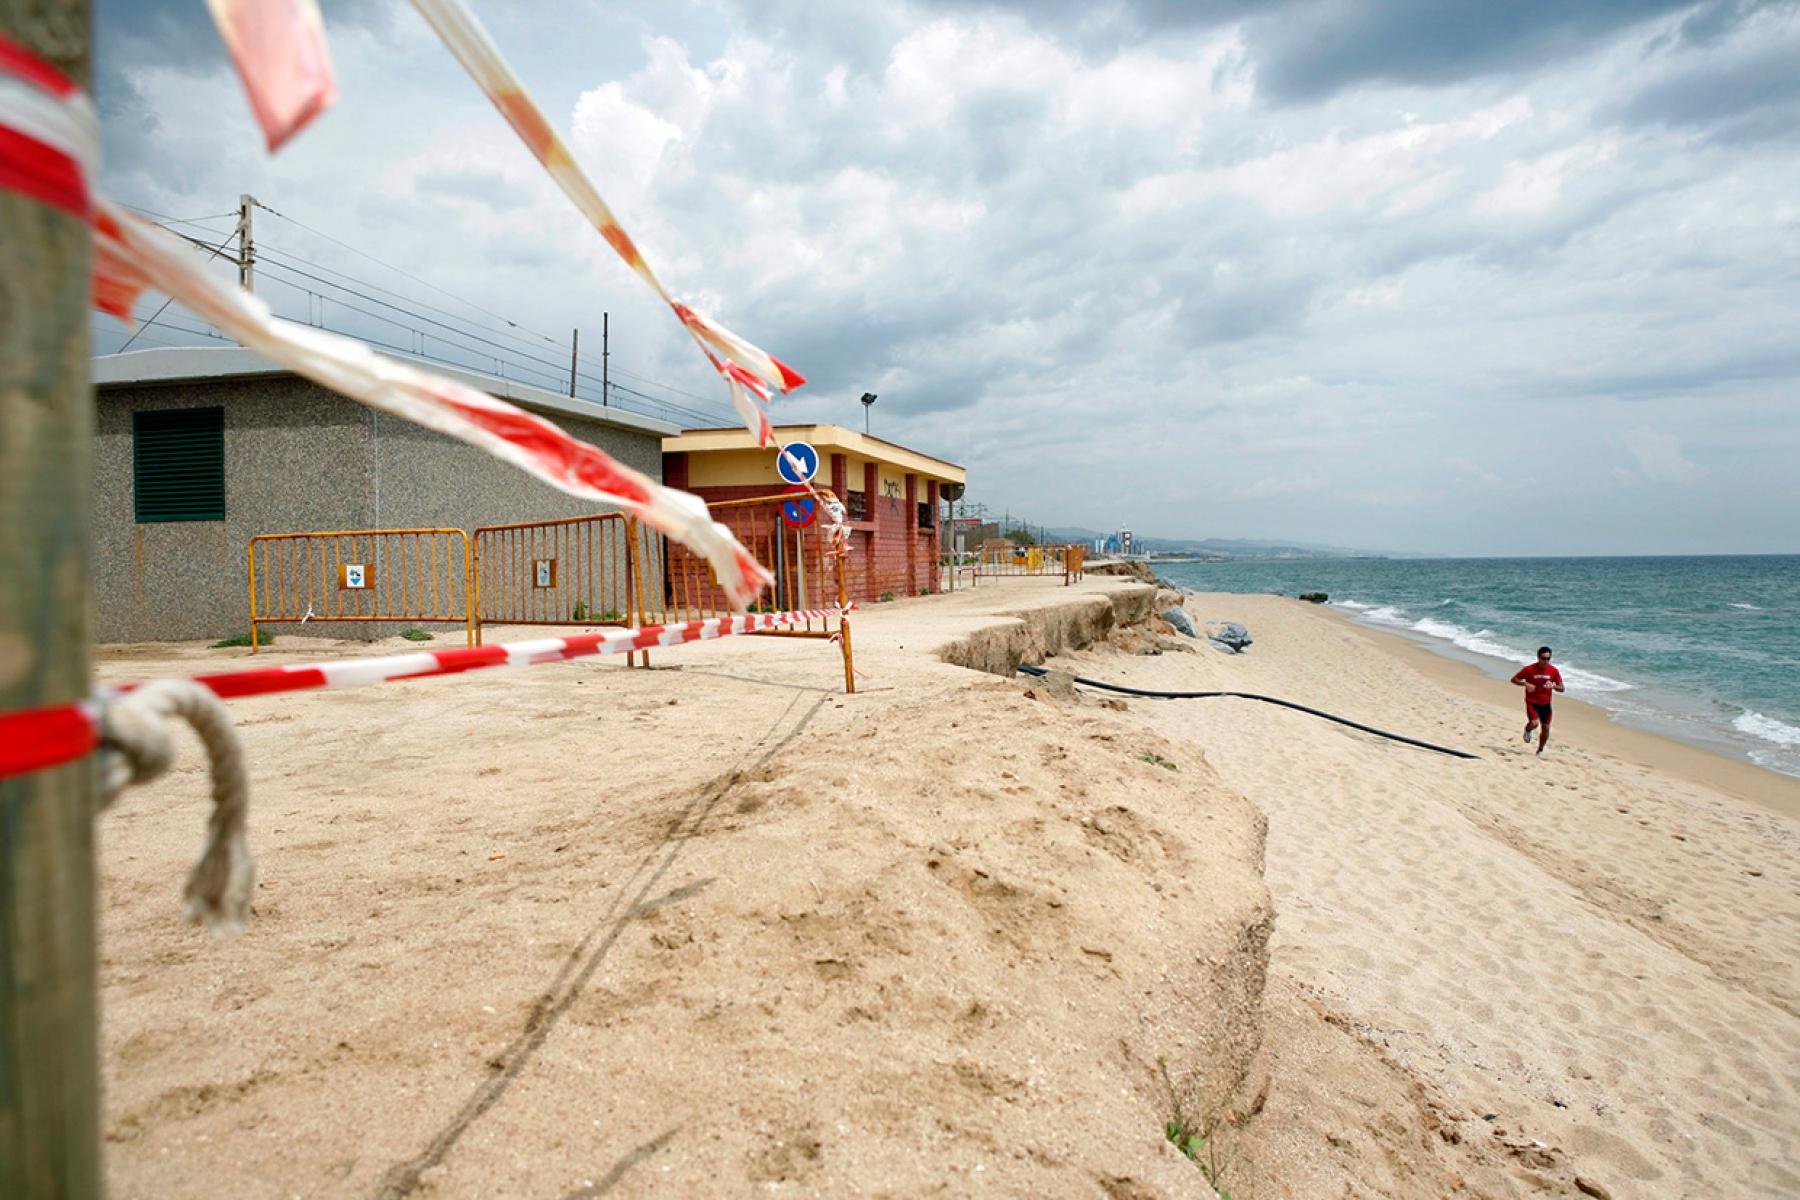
[1526,700,1553,724]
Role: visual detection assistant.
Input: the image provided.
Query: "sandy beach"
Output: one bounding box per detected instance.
[91,575,1800,1197]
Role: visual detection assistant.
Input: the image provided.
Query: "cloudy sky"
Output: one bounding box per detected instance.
[91,0,1800,556]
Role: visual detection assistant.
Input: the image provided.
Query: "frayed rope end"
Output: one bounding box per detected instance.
[183,830,256,939]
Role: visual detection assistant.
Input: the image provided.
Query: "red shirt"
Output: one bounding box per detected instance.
[1512,661,1563,704]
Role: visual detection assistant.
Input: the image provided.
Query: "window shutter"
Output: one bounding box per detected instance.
[133,406,225,523]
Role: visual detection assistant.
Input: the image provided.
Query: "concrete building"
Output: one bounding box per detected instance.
[662,424,965,605]
[93,346,675,643]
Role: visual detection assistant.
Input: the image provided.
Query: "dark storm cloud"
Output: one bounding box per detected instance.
[1611,36,1800,142]
[94,0,227,68]
[91,0,222,185]
[1538,345,1800,401]
[1243,0,1701,102]
[94,0,396,72]
[904,0,1787,105]
[84,0,1800,554]
[92,0,403,191]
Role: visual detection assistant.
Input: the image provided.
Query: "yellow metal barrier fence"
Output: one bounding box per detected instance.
[249,529,474,651]
[659,493,855,693]
[968,540,1082,585]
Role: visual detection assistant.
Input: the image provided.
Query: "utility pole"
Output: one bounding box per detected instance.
[601,311,609,406]
[237,193,255,293]
[0,5,102,1196]
[569,328,578,398]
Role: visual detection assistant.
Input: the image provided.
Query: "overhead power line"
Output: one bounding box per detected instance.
[116,225,241,352]
[252,255,575,380]
[102,200,768,431]
[251,199,565,346]
[250,243,576,365]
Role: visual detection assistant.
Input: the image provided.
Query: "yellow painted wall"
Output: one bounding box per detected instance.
[686,448,783,488]
[665,424,964,487]
[679,443,951,494]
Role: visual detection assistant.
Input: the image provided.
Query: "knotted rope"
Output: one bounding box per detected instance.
[96,680,256,938]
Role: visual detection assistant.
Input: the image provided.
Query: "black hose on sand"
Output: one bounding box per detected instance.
[1016,664,1479,760]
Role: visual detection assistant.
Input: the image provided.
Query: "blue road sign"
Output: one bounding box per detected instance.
[781,491,818,527]
[777,441,820,485]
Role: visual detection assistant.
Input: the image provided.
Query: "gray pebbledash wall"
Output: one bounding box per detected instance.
[93,348,675,644]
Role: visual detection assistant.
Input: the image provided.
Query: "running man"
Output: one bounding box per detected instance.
[1512,646,1565,755]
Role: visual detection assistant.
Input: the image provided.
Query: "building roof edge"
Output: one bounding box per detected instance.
[91,346,679,437]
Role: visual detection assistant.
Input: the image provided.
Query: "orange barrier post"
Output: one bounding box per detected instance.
[1064,544,1085,585]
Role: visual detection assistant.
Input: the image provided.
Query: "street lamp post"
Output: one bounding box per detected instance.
[860,392,877,434]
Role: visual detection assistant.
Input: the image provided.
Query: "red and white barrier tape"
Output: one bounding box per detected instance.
[88,200,774,609]
[204,0,336,151]
[0,32,778,609]
[0,32,96,218]
[0,610,839,782]
[409,0,805,447]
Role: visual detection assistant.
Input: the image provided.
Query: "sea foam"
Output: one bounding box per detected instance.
[1734,711,1800,748]
[1347,605,1636,694]
[1410,617,1523,663]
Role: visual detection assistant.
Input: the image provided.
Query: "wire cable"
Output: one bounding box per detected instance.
[251,242,582,364]
[1015,664,1479,760]
[117,226,242,352]
[252,200,566,345]
[116,200,761,430]
[252,255,575,380]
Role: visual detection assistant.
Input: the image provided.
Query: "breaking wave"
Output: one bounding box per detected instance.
[1734,711,1800,749]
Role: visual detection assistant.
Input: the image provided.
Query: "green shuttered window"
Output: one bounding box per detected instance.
[133,406,225,523]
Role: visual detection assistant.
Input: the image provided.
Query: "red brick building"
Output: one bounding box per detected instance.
[663,424,965,606]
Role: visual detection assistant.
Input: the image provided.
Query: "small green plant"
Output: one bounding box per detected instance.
[1159,1056,1234,1198]
[400,628,434,642]
[210,632,256,648]
[1140,752,1178,771]
[1166,1120,1206,1161]
[881,590,896,602]
[574,602,626,622]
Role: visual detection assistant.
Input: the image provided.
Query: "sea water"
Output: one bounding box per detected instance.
[1154,556,1800,782]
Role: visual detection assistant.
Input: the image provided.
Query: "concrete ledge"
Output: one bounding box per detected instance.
[933,584,1160,676]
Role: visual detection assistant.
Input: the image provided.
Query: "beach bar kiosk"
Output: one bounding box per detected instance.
[663,424,965,606]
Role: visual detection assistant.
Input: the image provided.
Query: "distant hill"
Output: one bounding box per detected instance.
[1042,528,1428,560]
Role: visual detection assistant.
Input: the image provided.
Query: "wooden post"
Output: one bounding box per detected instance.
[0,4,101,1196]
[835,553,855,695]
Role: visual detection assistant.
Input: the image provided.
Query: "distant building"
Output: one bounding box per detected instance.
[953,521,999,559]
[92,346,673,643]
[663,424,965,604]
